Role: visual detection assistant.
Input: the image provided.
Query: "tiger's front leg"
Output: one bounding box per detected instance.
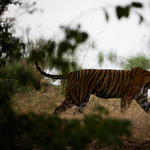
[74,96,90,114]
[53,92,80,116]
[53,100,75,116]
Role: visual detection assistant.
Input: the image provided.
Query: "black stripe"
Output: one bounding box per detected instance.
[142,69,147,73]
[91,71,102,90]
[86,70,94,81]
[88,70,102,89]
[121,70,129,94]
[144,82,150,88]
[108,71,120,97]
[98,70,107,87]
[141,99,147,104]
[91,71,104,93]
[103,71,112,96]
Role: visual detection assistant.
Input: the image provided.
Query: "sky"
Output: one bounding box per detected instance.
[4,0,150,69]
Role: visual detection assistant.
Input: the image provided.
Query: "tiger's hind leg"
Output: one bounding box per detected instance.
[53,99,75,116]
[135,89,150,114]
[74,96,90,114]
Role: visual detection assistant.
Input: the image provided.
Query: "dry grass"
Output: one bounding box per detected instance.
[11,83,150,143]
[11,84,62,114]
[88,96,150,142]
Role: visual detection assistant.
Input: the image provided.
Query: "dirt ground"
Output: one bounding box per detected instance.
[12,83,150,150]
[87,140,150,150]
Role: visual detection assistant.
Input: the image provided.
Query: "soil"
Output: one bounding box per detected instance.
[87,140,150,150]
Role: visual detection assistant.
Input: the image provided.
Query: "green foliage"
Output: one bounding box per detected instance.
[29,26,87,93]
[98,52,104,66]
[0,61,39,93]
[98,51,117,67]
[99,51,150,71]
[120,54,150,70]
[47,25,88,74]
[0,107,131,150]
[0,0,22,16]
[107,51,117,63]
[0,1,24,107]
[0,63,22,92]
[29,25,88,75]
[0,18,25,67]
[116,2,143,23]
[116,6,130,19]
[104,2,144,24]
[103,9,109,21]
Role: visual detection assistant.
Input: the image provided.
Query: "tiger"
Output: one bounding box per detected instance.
[35,53,150,116]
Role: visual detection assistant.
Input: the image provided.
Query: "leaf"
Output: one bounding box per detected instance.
[98,52,104,66]
[139,15,144,24]
[124,6,130,18]
[105,11,109,21]
[131,2,143,8]
[116,6,122,19]
[116,6,130,19]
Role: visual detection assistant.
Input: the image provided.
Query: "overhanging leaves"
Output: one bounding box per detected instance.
[131,2,143,8]
[116,6,130,19]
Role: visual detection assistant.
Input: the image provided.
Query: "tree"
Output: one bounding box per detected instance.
[104,2,144,23]
[0,1,25,67]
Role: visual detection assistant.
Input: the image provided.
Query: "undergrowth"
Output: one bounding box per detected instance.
[0,59,42,93]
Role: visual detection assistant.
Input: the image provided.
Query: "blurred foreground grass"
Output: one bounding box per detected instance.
[11,81,150,143]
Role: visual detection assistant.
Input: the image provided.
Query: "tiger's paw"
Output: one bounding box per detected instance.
[53,109,60,116]
[73,111,83,116]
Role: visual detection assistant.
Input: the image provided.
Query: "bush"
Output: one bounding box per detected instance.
[98,52,104,66]
[107,51,117,63]
[0,106,131,150]
[0,59,42,93]
[120,54,150,70]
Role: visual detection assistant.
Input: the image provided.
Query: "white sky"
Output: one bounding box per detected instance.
[4,0,150,69]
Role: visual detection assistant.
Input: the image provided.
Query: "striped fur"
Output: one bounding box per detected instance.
[35,58,150,115]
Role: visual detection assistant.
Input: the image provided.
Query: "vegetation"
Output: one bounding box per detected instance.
[98,52,104,66]
[0,103,131,150]
[120,53,150,70]
[98,51,118,66]
[101,52,150,70]
[107,51,117,64]
[10,84,150,149]
[0,1,148,150]
[105,2,144,24]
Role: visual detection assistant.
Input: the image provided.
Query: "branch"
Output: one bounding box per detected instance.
[0,0,11,16]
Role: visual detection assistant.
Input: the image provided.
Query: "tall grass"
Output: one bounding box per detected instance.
[120,53,150,70]
[0,58,42,93]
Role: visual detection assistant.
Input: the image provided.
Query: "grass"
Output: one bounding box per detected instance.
[11,82,150,143]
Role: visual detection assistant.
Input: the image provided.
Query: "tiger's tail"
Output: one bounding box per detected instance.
[35,52,68,79]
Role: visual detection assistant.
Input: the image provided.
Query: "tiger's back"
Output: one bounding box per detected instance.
[66,68,144,99]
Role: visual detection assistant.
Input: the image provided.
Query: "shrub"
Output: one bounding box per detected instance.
[120,53,150,70]
[0,106,131,150]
